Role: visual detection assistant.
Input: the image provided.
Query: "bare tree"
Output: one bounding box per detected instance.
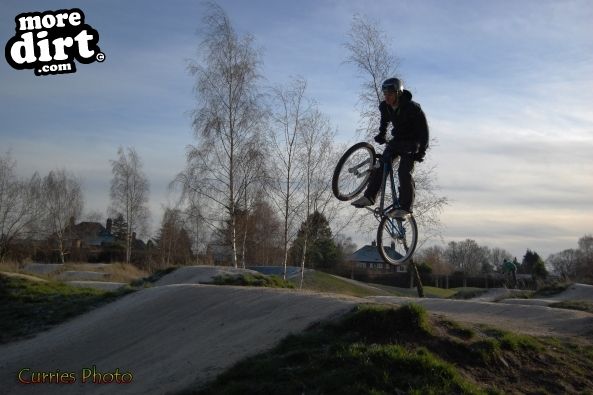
[416,245,453,276]
[445,239,489,286]
[0,153,42,262]
[155,207,192,268]
[547,249,579,281]
[41,169,84,263]
[266,78,309,278]
[344,13,448,247]
[344,14,400,137]
[182,190,208,265]
[110,146,150,264]
[577,234,593,280]
[180,2,264,268]
[236,134,267,268]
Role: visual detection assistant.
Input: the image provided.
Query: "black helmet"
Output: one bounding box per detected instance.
[381,78,403,94]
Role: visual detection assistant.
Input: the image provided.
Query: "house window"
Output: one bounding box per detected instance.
[397,265,407,273]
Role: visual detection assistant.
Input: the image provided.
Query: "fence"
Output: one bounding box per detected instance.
[329,267,537,290]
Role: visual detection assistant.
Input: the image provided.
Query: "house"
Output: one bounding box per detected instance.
[67,218,116,247]
[348,241,408,273]
[57,218,118,262]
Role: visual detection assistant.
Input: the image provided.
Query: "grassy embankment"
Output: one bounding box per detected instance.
[0,273,133,344]
[182,303,593,395]
[0,263,170,344]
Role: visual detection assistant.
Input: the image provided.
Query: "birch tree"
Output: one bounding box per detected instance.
[110,146,150,264]
[42,169,83,263]
[296,107,340,285]
[344,14,400,137]
[344,14,447,246]
[179,2,264,268]
[267,78,309,279]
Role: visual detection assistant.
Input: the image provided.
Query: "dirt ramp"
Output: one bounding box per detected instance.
[0,285,355,395]
[552,283,593,301]
[155,266,261,286]
[371,296,593,338]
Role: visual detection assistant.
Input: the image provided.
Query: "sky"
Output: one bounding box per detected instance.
[2,0,592,260]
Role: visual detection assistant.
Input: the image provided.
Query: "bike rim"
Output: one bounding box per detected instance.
[337,146,374,199]
[378,216,417,264]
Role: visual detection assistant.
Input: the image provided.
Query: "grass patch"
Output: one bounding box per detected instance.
[549,300,593,314]
[0,274,133,344]
[211,273,295,289]
[371,283,458,298]
[187,304,483,395]
[292,271,390,297]
[441,319,476,340]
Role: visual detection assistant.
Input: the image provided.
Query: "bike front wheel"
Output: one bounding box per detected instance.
[376,214,418,265]
[332,142,376,201]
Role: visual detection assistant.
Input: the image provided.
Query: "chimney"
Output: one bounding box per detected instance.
[132,232,137,242]
[371,240,376,247]
[106,218,112,234]
[69,216,75,229]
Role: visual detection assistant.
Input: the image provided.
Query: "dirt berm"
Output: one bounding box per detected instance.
[0,284,357,395]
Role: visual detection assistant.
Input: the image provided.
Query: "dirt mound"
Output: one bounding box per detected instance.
[370,296,593,338]
[467,288,511,302]
[22,263,64,275]
[552,283,593,301]
[0,285,355,395]
[58,271,109,281]
[155,265,262,286]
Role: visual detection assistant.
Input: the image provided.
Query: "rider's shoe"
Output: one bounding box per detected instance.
[351,196,374,208]
[387,207,412,218]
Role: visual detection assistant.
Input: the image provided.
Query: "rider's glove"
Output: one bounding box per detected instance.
[413,150,426,162]
[374,134,386,145]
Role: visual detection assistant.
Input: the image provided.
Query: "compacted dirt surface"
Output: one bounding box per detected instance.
[1,266,592,395]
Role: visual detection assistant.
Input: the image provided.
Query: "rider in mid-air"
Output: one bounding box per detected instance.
[351,78,429,218]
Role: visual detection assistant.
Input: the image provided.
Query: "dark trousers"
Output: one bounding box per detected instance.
[364,141,416,211]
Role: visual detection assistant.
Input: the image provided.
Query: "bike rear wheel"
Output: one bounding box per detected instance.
[376,214,418,265]
[332,142,376,201]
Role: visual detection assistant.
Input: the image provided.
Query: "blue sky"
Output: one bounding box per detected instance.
[2,0,592,260]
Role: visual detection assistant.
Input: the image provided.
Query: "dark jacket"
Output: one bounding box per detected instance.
[378,90,429,154]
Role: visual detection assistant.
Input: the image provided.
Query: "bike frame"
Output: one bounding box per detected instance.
[365,154,400,218]
[365,154,410,252]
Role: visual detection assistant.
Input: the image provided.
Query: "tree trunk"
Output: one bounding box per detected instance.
[299,236,308,289]
[241,224,248,269]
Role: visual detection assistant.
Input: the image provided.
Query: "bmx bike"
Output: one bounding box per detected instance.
[332,141,418,265]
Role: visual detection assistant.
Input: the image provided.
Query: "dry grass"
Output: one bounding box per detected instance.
[0,261,148,284]
[0,261,21,273]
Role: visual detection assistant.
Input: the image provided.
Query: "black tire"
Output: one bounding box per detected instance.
[376,214,418,265]
[332,142,376,201]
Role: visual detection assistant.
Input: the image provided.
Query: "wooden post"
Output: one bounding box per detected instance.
[409,259,424,298]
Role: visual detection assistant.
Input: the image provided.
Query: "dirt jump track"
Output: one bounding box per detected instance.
[1,268,592,395]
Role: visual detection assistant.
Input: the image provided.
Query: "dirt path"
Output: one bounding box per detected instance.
[369,295,593,339]
[0,285,356,395]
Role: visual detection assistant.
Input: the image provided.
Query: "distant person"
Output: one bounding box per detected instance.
[502,258,517,288]
[351,78,429,217]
